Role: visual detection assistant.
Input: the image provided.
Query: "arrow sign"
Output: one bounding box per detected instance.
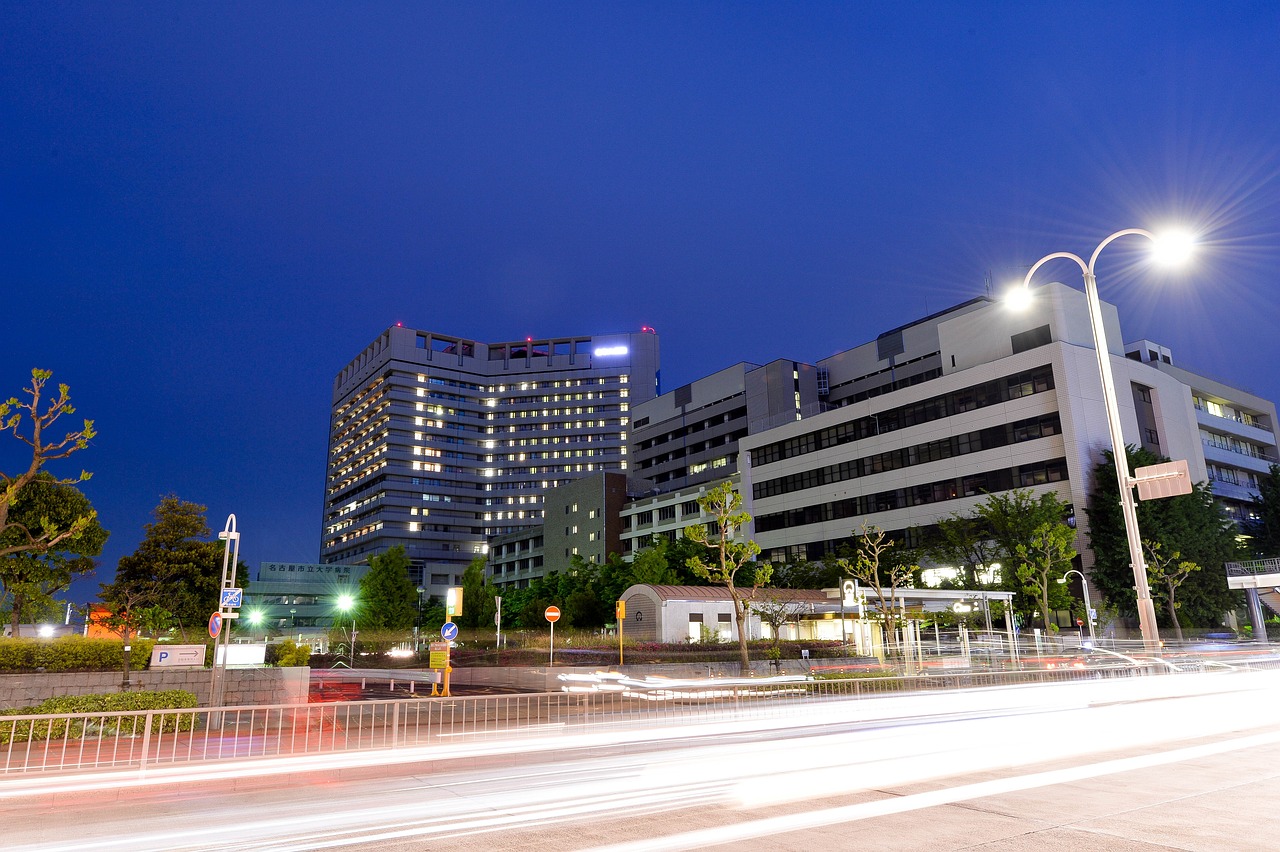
[441,621,459,641]
[220,588,243,608]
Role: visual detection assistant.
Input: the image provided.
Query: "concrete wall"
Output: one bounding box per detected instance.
[0,667,310,710]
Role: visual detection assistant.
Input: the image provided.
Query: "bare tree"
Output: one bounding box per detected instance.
[836,524,916,657]
[684,480,768,673]
[1,369,97,560]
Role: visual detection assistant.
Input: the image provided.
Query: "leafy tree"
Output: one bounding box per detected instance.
[770,557,840,590]
[683,480,768,673]
[1087,448,1238,627]
[1,474,108,636]
[926,512,1000,589]
[1,369,97,561]
[1245,464,1280,558]
[835,523,917,656]
[95,580,164,686]
[974,489,1073,625]
[1143,540,1200,643]
[459,555,489,629]
[112,495,246,641]
[357,546,418,631]
[1013,521,1077,632]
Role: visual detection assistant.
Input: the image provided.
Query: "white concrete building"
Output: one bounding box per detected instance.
[740,282,1272,590]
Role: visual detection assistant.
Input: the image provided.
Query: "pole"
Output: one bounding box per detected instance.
[549,619,555,667]
[495,595,502,649]
[210,514,240,713]
[1082,270,1160,651]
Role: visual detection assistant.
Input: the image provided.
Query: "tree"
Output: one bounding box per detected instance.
[1012,521,1077,632]
[926,512,1000,589]
[770,557,841,590]
[459,555,489,630]
[1143,540,1200,643]
[0,474,108,636]
[1087,448,1238,627]
[1245,464,1280,558]
[1,369,97,561]
[835,524,917,656]
[113,495,245,640]
[755,594,810,659]
[95,578,165,686]
[357,546,418,631]
[974,489,1074,626]
[683,481,768,673]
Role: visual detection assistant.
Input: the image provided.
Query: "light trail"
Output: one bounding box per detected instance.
[6,670,1279,852]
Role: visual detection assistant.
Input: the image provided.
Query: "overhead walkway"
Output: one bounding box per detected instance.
[1226,558,1280,641]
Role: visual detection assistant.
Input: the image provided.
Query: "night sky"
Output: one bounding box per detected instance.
[3,3,1278,603]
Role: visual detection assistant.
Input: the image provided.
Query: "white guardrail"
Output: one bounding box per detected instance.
[0,664,1207,777]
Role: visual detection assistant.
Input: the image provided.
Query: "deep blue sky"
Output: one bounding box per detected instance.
[3,3,1278,602]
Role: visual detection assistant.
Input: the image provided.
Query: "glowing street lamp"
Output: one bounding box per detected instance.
[1013,228,1193,652]
[336,594,357,668]
[1058,569,1097,646]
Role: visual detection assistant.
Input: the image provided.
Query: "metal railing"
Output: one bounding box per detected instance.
[1226,558,1280,576]
[0,665,1180,778]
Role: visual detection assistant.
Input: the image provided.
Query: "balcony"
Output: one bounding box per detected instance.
[1195,404,1274,442]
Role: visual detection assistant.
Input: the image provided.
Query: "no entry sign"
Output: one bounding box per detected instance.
[544,605,561,623]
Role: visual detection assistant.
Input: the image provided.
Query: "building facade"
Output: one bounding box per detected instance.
[1123,339,1277,525]
[321,326,659,598]
[740,282,1236,586]
[489,471,632,588]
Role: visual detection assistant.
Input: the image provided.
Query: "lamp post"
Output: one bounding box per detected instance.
[336,594,356,668]
[1017,228,1191,652]
[1058,569,1097,646]
[415,586,425,652]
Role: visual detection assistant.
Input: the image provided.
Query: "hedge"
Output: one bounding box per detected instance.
[0,637,156,673]
[0,689,200,744]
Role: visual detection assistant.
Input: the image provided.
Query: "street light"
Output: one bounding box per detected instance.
[336,594,356,668]
[1015,228,1192,652]
[1058,569,1097,646]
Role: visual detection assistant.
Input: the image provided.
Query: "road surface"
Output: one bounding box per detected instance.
[6,670,1279,850]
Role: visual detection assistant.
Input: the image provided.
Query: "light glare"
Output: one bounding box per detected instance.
[1151,230,1195,266]
[1005,285,1034,311]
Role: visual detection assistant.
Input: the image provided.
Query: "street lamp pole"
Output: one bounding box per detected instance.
[1019,228,1184,652]
[1058,569,1097,645]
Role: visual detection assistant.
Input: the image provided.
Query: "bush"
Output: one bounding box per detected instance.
[0,689,199,744]
[271,639,312,667]
[0,637,156,672]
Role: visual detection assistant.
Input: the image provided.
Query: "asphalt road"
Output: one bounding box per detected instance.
[7,671,1280,851]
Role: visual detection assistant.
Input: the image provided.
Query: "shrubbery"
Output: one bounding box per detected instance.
[0,689,199,743]
[0,637,155,673]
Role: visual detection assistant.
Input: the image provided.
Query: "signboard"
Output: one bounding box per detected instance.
[841,580,857,608]
[441,621,459,641]
[208,612,222,639]
[214,643,267,666]
[615,600,625,620]
[446,587,464,618]
[545,605,561,623]
[428,641,450,670]
[151,645,207,668]
[1135,459,1193,501]
[220,588,243,608]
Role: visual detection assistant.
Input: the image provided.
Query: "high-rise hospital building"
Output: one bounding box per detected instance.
[321,325,659,595]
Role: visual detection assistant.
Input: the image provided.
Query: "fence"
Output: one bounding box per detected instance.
[0,664,1177,778]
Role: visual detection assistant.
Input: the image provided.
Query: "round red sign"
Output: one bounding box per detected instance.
[545,605,561,623]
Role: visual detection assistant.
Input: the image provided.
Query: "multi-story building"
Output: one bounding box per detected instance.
[321,326,659,598]
[629,360,821,490]
[621,360,821,555]
[740,282,1254,588]
[1122,340,1277,525]
[488,471,632,588]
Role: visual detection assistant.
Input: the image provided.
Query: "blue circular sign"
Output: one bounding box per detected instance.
[441,621,459,641]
